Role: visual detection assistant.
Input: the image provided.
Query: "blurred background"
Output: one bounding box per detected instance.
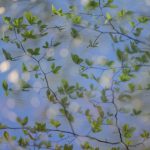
[0,0,150,149]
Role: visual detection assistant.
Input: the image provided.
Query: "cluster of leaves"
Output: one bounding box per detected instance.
[0,0,150,150]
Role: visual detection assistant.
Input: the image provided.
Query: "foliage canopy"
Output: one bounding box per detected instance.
[0,0,150,150]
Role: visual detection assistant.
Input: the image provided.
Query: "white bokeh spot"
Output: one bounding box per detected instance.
[69,102,80,112]
[0,6,5,15]
[80,0,89,5]
[8,70,19,83]
[60,48,69,58]
[0,61,10,72]
[46,106,59,119]
[93,56,108,65]
[99,71,113,88]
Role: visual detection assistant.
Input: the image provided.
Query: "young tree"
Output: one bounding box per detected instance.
[0,0,150,149]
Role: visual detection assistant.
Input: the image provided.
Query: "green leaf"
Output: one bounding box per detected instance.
[133,28,143,37]
[67,112,74,122]
[53,41,61,47]
[138,16,149,23]
[51,63,62,74]
[128,83,135,92]
[3,131,9,140]
[125,44,138,54]
[18,137,29,147]
[1,36,10,42]
[85,0,99,10]
[116,49,123,61]
[118,9,133,17]
[2,80,8,91]
[34,73,38,78]
[109,4,117,8]
[101,89,108,102]
[34,122,46,132]
[129,21,135,28]
[82,142,91,149]
[107,0,114,4]
[91,117,102,132]
[71,54,83,64]
[85,59,93,66]
[61,79,69,89]
[2,80,9,96]
[59,133,64,138]
[104,0,117,8]
[81,73,89,79]
[119,74,131,82]
[119,26,128,34]
[19,79,32,90]
[47,57,55,61]
[2,48,13,60]
[50,119,61,128]
[16,117,28,126]
[140,130,150,139]
[3,16,11,24]
[23,130,35,140]
[96,105,104,118]
[122,124,136,138]
[106,12,112,21]
[105,60,114,67]
[106,119,113,125]
[13,17,24,27]
[24,12,38,24]
[132,109,142,116]
[52,5,57,14]
[11,136,17,141]
[52,5,63,16]
[53,66,61,74]
[64,144,73,150]
[72,15,81,24]
[27,48,40,56]
[43,41,49,48]
[71,28,80,38]
[46,89,56,103]
[119,69,135,82]
[109,33,118,43]
[124,138,132,146]
[32,65,39,71]
[22,63,28,72]
[21,30,36,40]
[85,109,102,133]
